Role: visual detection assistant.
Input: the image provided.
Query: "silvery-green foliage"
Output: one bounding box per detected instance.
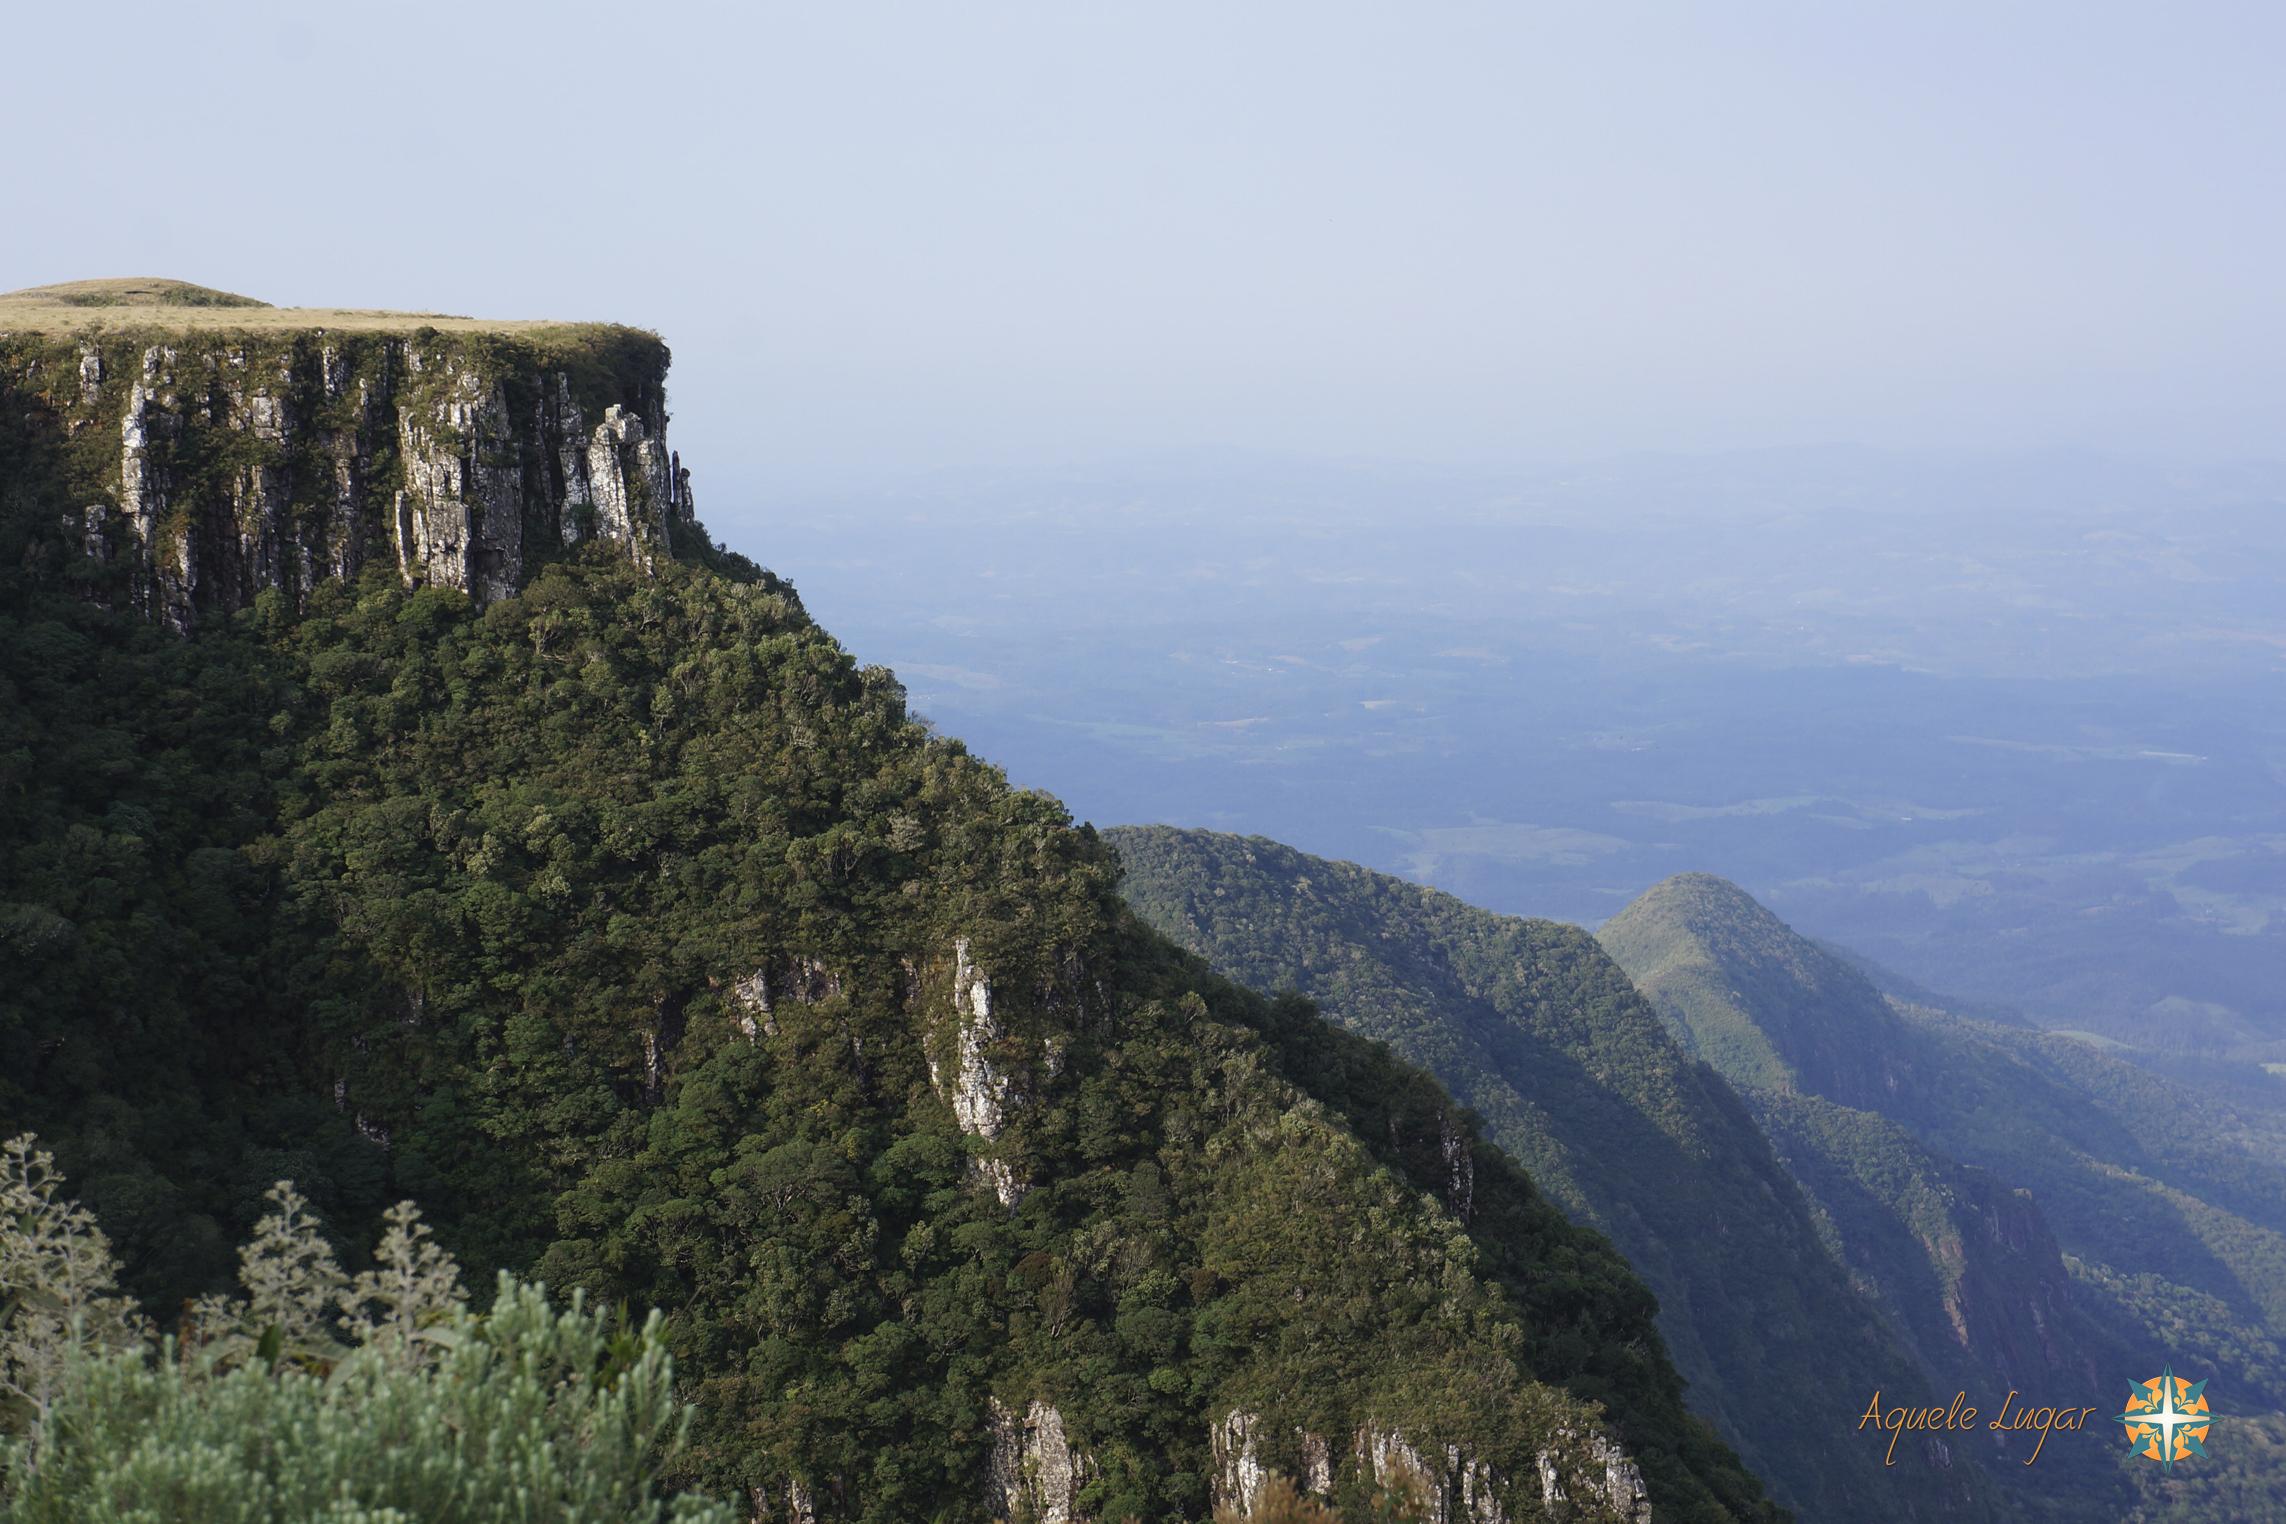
[188,1187,468,1377]
[228,1180,351,1370]
[0,1139,730,1523]
[3,1277,732,1524]
[0,1136,146,1468]
[345,1200,468,1369]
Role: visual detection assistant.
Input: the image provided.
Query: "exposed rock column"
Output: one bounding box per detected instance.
[931,938,1026,1208]
[986,1398,1092,1524]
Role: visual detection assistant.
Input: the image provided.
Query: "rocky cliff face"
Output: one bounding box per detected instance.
[3,324,692,629]
[1756,1089,2100,1402]
[1210,1408,1651,1524]
[985,1399,1093,1524]
[929,937,1030,1209]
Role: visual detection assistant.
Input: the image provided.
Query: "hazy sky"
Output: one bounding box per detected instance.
[10,2,2285,494]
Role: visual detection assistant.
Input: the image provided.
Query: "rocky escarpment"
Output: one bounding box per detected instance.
[3,318,694,629]
[711,933,1677,1520]
[1210,1408,1652,1524]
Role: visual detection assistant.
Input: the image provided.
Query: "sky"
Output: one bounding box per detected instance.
[9,1,2286,502]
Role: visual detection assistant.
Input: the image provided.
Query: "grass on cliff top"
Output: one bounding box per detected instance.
[0,277,643,343]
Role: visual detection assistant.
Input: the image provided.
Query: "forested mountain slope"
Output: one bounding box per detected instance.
[1,332,1778,1519]
[1603,872,2286,1520]
[1105,827,1988,1521]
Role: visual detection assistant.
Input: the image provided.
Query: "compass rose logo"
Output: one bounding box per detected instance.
[2118,1366,2213,1468]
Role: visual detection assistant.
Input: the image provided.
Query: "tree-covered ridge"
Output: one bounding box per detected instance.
[1600,874,2286,1521]
[1103,826,1981,1522]
[0,523,1772,1520]
[1594,874,1926,1109]
[1600,875,2286,1394]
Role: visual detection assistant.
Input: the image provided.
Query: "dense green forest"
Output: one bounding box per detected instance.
[0,405,1773,1522]
[1108,827,1994,1521]
[1600,872,2286,1521]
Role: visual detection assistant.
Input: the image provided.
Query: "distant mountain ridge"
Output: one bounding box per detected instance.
[1602,870,2286,1520]
[1107,826,1989,1520]
[1601,873,2286,1381]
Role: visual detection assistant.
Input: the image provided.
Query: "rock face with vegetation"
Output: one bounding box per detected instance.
[0,292,1779,1520]
[1107,827,1983,1522]
[1,279,692,629]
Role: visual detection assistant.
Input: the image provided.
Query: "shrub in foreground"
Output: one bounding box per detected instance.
[0,1135,730,1524]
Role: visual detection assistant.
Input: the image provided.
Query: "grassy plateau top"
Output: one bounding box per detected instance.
[0,277,643,345]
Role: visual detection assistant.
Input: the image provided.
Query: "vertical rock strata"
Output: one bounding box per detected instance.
[930,937,1028,1208]
[986,1399,1092,1524]
[1210,1408,1651,1523]
[4,326,692,628]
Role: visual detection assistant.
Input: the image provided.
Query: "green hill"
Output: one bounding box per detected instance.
[1602,872,2286,1520]
[0,360,1775,1519]
[1106,827,1989,1521]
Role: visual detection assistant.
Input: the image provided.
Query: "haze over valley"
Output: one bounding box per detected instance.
[752,447,2286,1061]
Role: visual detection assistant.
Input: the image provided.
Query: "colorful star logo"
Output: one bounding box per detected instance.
[2118,1366,2212,1469]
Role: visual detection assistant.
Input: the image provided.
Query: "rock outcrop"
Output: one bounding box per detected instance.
[1212,1410,1273,1512]
[1359,1427,1501,1524]
[729,957,843,1042]
[1536,1429,1654,1523]
[3,324,693,629]
[986,1398,1091,1524]
[1212,1410,1339,1512]
[1211,1410,1650,1524]
[930,937,1027,1208]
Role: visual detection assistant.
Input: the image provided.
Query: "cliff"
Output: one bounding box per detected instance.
[1751,1089,2102,1402]
[0,278,695,628]
[3,287,1780,1516]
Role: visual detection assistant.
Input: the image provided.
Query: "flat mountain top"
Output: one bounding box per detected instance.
[0,277,620,337]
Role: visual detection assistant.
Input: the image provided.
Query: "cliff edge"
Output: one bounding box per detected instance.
[1,278,696,628]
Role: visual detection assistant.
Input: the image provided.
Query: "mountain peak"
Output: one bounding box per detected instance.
[1601,873,1920,1108]
[1618,871,1786,930]
[1108,825,1973,1517]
